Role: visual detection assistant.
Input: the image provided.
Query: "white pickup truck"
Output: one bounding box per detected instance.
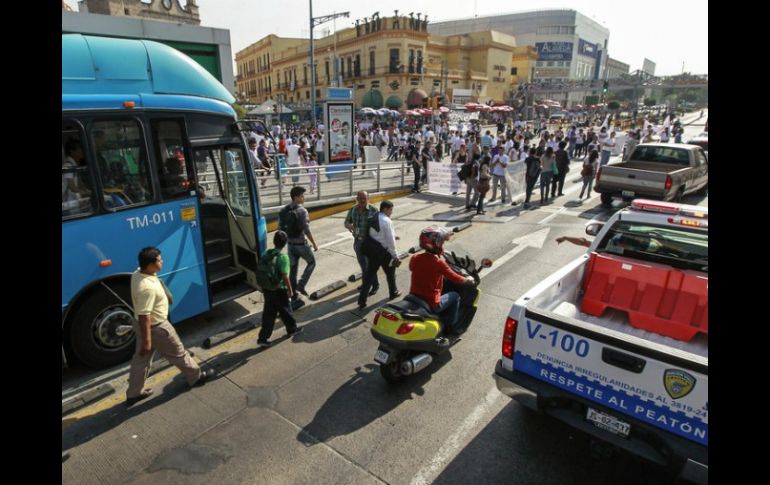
[494,199,708,483]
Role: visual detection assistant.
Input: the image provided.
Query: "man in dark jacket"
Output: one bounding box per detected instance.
[552,141,571,197]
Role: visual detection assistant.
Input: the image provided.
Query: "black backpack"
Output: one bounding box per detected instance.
[255,249,283,291]
[279,204,303,238]
[457,161,473,182]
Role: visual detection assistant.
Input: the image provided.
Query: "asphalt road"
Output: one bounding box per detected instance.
[62,113,707,484]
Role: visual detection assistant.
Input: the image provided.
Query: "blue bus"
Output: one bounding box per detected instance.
[62,34,268,368]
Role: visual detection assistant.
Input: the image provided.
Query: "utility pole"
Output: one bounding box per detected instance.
[309,3,349,127]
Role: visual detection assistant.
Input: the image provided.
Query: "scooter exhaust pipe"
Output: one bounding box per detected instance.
[400,353,433,376]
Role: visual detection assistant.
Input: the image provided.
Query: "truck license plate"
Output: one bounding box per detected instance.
[621,190,635,198]
[586,407,631,438]
[374,349,390,364]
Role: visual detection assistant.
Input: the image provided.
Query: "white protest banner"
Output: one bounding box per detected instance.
[427,161,463,194]
[505,160,527,200]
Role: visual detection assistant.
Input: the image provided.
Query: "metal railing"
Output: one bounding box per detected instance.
[253,157,414,214]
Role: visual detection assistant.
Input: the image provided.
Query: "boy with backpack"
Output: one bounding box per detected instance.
[256,230,304,347]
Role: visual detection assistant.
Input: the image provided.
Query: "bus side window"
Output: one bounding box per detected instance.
[151,119,194,200]
[91,119,153,209]
[62,120,96,218]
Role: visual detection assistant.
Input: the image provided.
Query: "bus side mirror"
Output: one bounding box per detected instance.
[585,222,604,237]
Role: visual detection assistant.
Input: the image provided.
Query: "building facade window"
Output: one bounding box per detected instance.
[389,48,400,73]
[369,50,375,75]
[303,65,308,85]
[325,60,330,82]
[354,54,360,77]
[408,49,415,73]
[416,50,423,74]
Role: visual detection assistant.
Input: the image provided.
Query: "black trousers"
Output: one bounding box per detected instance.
[259,289,297,341]
[551,171,567,196]
[358,254,397,304]
[412,162,421,190]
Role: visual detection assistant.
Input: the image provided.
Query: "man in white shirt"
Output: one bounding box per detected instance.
[315,134,325,164]
[490,151,510,203]
[600,131,616,166]
[357,200,401,307]
[285,139,302,184]
[451,131,463,159]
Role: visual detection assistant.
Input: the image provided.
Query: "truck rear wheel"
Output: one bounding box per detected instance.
[600,193,613,206]
[69,284,136,369]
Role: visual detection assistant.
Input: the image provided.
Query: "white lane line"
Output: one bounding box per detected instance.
[318,233,353,249]
[479,228,551,278]
[409,387,502,485]
[538,206,567,225]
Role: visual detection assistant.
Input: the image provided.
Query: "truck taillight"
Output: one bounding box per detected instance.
[502,317,517,359]
[665,175,672,190]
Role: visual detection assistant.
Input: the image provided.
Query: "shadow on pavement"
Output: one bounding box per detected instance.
[296,353,453,446]
[432,398,677,485]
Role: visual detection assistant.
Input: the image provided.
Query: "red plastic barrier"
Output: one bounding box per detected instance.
[581,252,708,341]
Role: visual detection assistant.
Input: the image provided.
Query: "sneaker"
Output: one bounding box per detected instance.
[297,287,309,297]
[368,287,379,296]
[357,300,366,309]
[288,326,304,337]
[191,369,214,388]
[388,291,402,300]
[257,339,272,348]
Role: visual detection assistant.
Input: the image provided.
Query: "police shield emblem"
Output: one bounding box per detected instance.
[663,369,696,399]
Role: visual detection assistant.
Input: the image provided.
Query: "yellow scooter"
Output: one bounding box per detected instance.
[370,252,492,383]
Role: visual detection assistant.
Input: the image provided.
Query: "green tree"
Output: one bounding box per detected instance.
[607,101,620,110]
[232,103,248,120]
[643,98,657,107]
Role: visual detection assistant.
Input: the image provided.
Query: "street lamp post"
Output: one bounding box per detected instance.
[308,3,349,127]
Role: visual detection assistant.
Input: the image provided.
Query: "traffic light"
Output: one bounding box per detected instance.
[602,81,609,94]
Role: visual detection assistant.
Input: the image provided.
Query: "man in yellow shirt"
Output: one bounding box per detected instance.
[126,247,213,406]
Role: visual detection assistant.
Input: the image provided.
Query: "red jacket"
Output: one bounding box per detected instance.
[409,253,467,309]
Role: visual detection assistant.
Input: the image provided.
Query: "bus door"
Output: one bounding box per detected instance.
[193,145,260,306]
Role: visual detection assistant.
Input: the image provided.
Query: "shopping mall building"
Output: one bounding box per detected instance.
[429,9,613,107]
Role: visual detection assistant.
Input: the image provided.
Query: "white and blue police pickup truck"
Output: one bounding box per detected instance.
[494,199,708,484]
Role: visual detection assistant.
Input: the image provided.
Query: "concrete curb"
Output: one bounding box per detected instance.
[310,280,347,300]
[203,320,258,349]
[62,383,115,416]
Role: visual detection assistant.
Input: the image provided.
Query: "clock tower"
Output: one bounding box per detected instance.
[78,0,201,25]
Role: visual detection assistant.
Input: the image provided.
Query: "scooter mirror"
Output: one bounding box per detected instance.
[481,258,493,268]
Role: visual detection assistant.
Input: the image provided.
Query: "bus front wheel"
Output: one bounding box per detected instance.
[69,284,136,369]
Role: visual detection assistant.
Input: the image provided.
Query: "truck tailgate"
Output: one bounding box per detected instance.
[598,165,673,193]
[512,308,708,447]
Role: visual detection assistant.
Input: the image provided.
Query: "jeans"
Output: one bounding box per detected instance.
[524,175,538,204]
[580,175,594,198]
[465,180,478,208]
[289,164,301,184]
[540,171,554,201]
[567,141,576,158]
[600,150,611,166]
[435,291,461,332]
[476,190,486,213]
[258,289,297,341]
[288,242,316,294]
[491,174,508,202]
[353,239,378,291]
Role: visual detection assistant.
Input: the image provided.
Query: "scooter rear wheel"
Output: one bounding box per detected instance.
[380,356,406,384]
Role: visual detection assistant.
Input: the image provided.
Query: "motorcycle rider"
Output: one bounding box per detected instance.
[409,226,474,336]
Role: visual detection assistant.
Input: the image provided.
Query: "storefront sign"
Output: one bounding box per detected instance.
[578,39,597,58]
[536,42,573,61]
